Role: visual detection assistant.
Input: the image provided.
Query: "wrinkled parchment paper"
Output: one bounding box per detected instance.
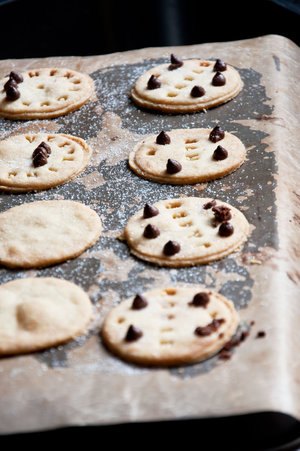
[0,34,299,434]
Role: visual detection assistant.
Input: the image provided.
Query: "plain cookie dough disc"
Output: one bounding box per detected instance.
[124,197,249,267]
[0,277,93,355]
[0,200,102,268]
[0,133,93,192]
[0,67,94,120]
[131,57,242,113]
[129,127,246,184]
[102,286,239,366]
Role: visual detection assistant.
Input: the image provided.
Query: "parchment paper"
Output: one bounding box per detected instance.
[0,34,299,434]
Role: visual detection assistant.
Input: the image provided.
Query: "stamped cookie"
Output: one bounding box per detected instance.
[102,286,239,366]
[0,200,102,268]
[0,277,93,355]
[124,197,249,267]
[129,126,246,184]
[131,55,243,113]
[0,68,94,120]
[0,133,93,192]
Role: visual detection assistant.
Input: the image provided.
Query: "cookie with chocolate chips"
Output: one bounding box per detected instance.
[0,67,94,120]
[0,133,93,192]
[124,197,249,267]
[129,127,245,184]
[131,57,242,113]
[101,286,239,366]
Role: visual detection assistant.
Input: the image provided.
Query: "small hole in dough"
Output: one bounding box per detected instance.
[167,314,175,320]
[204,243,211,248]
[22,101,30,106]
[164,288,177,295]
[199,61,210,67]
[172,211,187,219]
[147,149,156,156]
[58,95,68,101]
[37,84,44,89]
[166,201,182,209]
[185,139,198,144]
[48,167,58,172]
[161,327,174,332]
[184,75,194,81]
[160,339,174,345]
[40,101,50,106]
[118,317,125,323]
[50,70,57,76]
[179,220,193,227]
[167,92,178,97]
[62,157,74,161]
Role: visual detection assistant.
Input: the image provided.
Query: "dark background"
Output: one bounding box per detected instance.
[0,0,300,449]
[0,0,299,59]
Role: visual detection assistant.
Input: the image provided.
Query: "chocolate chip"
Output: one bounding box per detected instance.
[203,199,216,210]
[212,71,226,86]
[5,84,20,101]
[143,224,160,239]
[163,240,181,256]
[168,54,184,70]
[195,318,225,336]
[218,221,234,237]
[209,125,225,143]
[33,151,48,168]
[190,85,205,97]
[189,292,210,308]
[125,325,143,342]
[213,59,227,72]
[166,158,182,174]
[212,205,232,222]
[156,130,171,145]
[147,74,161,89]
[38,141,51,156]
[32,147,48,159]
[213,145,228,161]
[143,203,159,219]
[132,294,148,310]
[4,78,17,91]
[9,71,23,83]
[256,330,266,338]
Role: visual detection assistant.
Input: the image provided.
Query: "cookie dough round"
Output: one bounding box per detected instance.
[129,127,246,184]
[0,200,102,268]
[131,58,242,113]
[0,133,93,192]
[0,68,94,120]
[0,277,93,355]
[102,286,239,366]
[124,197,249,267]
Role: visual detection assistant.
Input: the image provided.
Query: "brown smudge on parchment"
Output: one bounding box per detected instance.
[76,170,106,190]
[80,248,136,283]
[88,111,145,166]
[0,120,62,139]
[135,268,172,289]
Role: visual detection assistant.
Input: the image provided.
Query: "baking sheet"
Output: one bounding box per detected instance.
[0,34,299,434]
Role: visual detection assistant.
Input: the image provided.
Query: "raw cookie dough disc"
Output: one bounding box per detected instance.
[131,58,242,113]
[0,68,94,120]
[0,133,93,192]
[102,286,239,366]
[129,127,246,184]
[0,200,102,268]
[124,197,249,267]
[0,277,93,355]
